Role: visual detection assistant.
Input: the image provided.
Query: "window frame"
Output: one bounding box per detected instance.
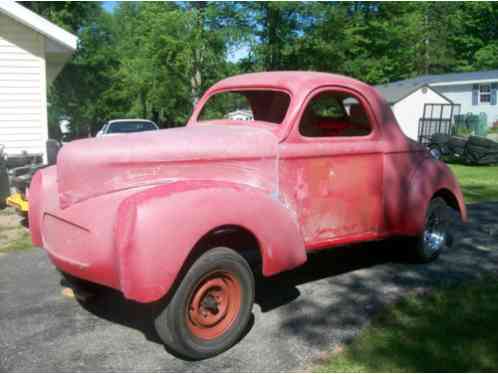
[293,86,378,141]
[194,88,293,126]
[479,84,491,104]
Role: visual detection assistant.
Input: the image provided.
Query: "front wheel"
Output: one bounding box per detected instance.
[154,247,255,360]
[414,197,456,263]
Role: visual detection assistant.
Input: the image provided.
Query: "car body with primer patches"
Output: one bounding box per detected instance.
[29,71,467,359]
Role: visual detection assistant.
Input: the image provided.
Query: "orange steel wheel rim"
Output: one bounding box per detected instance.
[186,271,242,340]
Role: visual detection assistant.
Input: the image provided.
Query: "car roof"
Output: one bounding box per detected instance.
[108,119,156,124]
[209,71,373,94]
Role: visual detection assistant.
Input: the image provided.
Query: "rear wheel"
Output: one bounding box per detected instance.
[154,247,254,360]
[414,197,455,263]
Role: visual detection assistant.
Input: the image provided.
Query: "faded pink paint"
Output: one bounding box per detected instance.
[29,71,467,303]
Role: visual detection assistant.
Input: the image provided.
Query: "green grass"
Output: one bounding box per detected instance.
[318,278,498,372]
[0,229,32,253]
[449,164,498,203]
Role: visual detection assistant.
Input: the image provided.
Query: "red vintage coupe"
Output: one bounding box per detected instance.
[29,72,466,359]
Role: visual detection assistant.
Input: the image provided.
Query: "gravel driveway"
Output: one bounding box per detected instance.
[1,202,497,372]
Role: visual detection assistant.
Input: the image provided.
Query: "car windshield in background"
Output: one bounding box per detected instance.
[198,90,290,125]
[108,122,157,134]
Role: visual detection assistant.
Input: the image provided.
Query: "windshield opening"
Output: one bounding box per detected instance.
[198,90,290,125]
[108,121,157,134]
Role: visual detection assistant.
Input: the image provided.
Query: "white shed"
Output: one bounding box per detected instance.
[376,83,452,141]
[0,1,77,161]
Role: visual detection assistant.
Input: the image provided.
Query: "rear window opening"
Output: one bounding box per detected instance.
[108,122,157,134]
[299,91,372,138]
[198,90,291,125]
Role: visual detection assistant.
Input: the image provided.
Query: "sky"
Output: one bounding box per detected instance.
[100,1,249,62]
[227,44,250,63]
[102,1,117,13]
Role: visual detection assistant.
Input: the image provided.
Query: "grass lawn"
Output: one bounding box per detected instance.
[0,208,32,253]
[0,229,32,253]
[449,164,498,203]
[318,278,498,372]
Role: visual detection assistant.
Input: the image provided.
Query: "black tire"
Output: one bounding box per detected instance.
[467,135,498,148]
[430,133,450,145]
[463,142,498,165]
[448,136,467,156]
[413,198,456,263]
[154,247,255,360]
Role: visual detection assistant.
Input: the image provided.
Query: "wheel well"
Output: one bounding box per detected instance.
[159,225,262,304]
[433,189,461,216]
[190,225,262,270]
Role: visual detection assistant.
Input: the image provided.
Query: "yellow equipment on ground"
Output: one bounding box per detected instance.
[6,192,29,213]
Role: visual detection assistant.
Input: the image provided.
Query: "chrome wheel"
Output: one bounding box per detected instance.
[422,203,449,258]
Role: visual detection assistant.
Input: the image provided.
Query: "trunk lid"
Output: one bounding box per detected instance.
[57,124,279,208]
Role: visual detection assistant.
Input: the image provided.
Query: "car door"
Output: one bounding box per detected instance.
[278,87,384,248]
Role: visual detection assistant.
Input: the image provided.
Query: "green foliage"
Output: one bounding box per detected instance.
[318,277,498,372]
[454,126,473,138]
[198,92,250,121]
[310,95,347,119]
[20,1,100,33]
[27,2,498,136]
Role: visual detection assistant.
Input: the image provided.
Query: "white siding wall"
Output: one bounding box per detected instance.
[0,12,47,159]
[392,87,450,141]
[435,83,498,126]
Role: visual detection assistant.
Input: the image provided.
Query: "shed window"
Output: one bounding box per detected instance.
[480,84,491,104]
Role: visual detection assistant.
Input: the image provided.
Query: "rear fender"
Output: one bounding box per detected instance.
[404,159,467,234]
[115,180,306,303]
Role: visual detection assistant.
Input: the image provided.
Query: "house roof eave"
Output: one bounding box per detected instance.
[0,0,77,51]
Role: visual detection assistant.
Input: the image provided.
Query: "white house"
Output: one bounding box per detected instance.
[227,109,253,121]
[376,70,498,141]
[0,1,77,161]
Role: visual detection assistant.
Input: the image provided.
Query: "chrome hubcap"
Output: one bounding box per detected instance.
[423,212,447,255]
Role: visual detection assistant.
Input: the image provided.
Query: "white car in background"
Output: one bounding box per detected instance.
[97,119,159,137]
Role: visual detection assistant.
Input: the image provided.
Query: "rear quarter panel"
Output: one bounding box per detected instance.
[383,152,466,235]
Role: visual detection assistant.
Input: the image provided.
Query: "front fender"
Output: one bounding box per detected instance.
[405,159,467,234]
[115,180,306,303]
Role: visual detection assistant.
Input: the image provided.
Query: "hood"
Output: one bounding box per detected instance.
[57,124,279,207]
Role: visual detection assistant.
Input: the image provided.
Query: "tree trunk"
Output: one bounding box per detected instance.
[140,90,147,118]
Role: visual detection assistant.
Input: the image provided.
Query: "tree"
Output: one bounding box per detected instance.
[20,1,100,33]
[25,1,498,137]
[450,2,498,71]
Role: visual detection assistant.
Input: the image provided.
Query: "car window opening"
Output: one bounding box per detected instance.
[198,90,290,125]
[299,91,372,138]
